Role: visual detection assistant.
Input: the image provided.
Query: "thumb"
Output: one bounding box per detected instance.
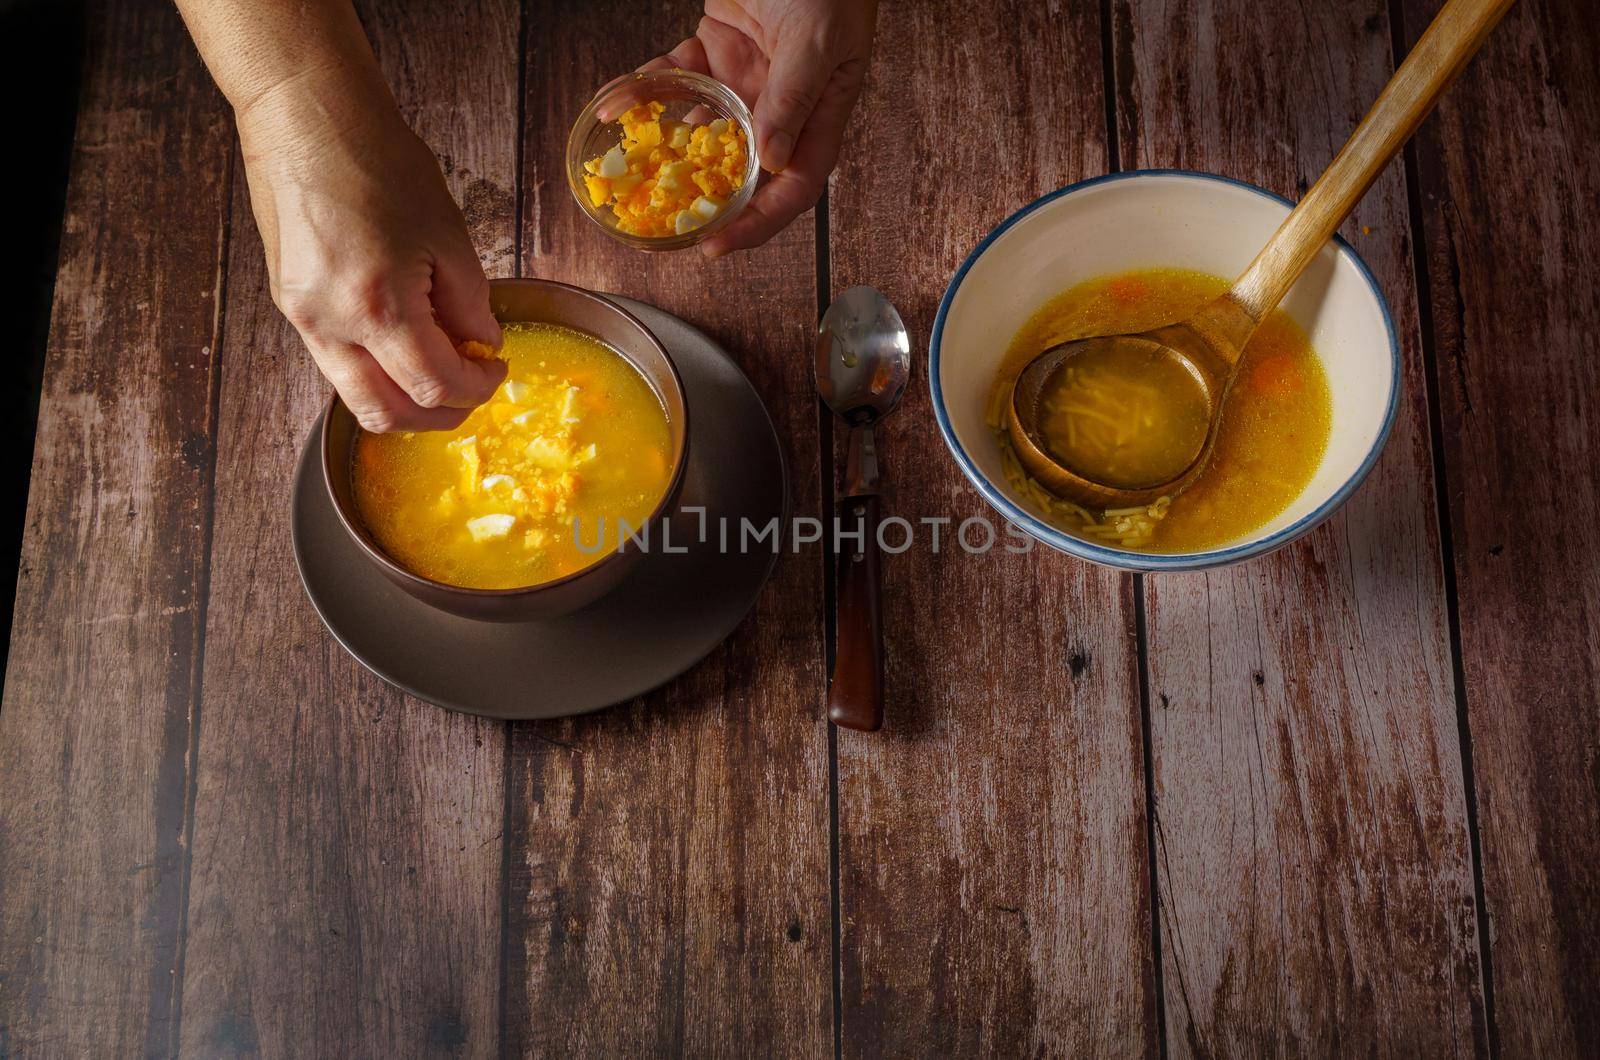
[754,36,831,173]
[431,241,503,351]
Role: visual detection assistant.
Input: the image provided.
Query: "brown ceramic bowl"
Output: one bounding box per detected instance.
[321,278,690,622]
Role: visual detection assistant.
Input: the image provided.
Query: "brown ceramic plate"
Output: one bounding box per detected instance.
[291,296,787,719]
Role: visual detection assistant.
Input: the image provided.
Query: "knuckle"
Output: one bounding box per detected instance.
[405,374,453,410]
[274,286,321,334]
[774,85,820,117]
[347,272,404,333]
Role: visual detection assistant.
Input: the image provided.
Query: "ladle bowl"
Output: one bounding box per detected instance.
[1005,310,1245,508]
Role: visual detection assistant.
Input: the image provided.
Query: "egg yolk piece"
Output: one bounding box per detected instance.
[582,101,749,239]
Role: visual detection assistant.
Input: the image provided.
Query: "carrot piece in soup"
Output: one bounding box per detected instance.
[1107,276,1149,303]
[1249,352,1302,400]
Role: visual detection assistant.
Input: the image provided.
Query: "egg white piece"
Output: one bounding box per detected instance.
[466,514,516,542]
[598,145,627,178]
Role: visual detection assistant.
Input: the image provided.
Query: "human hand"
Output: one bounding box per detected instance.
[236,74,505,433]
[643,0,877,257]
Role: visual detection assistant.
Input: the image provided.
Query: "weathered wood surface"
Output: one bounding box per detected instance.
[828,1,1159,1053]
[1117,0,1487,1053]
[174,2,517,1055]
[0,4,231,1055]
[5,0,1600,1055]
[499,2,832,1054]
[1405,0,1600,1053]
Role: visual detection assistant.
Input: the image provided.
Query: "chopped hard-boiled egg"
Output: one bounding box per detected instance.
[449,435,481,494]
[466,514,516,542]
[582,100,749,238]
[598,145,627,178]
[443,370,597,540]
[457,339,501,362]
[434,372,596,537]
[523,435,570,470]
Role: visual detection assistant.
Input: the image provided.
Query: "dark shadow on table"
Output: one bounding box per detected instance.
[0,0,85,676]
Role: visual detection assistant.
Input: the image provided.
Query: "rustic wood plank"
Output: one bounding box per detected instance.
[828,2,1159,1053]
[499,2,833,1053]
[0,3,231,1055]
[1404,0,1600,1052]
[175,2,517,1054]
[1115,0,1487,1053]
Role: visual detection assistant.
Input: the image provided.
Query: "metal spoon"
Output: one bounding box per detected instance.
[1008,0,1515,509]
[816,285,911,733]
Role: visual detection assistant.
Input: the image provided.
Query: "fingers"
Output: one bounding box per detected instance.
[701,170,821,257]
[308,338,472,434]
[595,39,709,122]
[287,271,504,432]
[364,308,506,412]
[630,19,766,115]
[753,36,833,173]
[639,36,711,76]
[431,239,503,350]
[701,64,865,257]
[279,246,505,431]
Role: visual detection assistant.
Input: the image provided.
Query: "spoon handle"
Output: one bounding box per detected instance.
[828,492,884,732]
[1228,0,1516,322]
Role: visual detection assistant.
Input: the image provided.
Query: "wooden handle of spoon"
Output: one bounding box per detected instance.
[1229,0,1516,321]
[828,494,884,732]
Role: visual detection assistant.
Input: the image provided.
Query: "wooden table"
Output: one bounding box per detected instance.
[2,0,1595,1055]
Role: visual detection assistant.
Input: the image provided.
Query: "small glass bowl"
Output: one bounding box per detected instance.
[567,69,761,252]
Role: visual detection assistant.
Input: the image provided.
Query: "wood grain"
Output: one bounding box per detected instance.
[1404,0,1600,1052]
[175,2,517,1055]
[828,1,1159,1053]
[500,2,832,1053]
[1229,0,1516,323]
[11,1,1596,1054]
[1115,0,1487,1053]
[0,3,231,1055]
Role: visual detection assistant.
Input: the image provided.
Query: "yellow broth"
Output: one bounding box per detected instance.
[354,323,673,589]
[990,269,1332,552]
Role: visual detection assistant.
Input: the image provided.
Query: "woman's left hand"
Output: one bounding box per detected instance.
[643,0,878,257]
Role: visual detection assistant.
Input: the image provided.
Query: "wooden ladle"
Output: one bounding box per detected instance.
[1007,0,1515,509]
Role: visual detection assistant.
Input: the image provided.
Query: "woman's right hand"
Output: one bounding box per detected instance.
[236,72,506,433]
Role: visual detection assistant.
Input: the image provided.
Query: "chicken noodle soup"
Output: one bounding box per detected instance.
[990,269,1331,552]
[354,324,673,589]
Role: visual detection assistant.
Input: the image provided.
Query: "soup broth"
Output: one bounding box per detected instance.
[354,323,673,589]
[990,268,1332,552]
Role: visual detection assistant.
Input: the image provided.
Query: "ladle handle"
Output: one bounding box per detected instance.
[828,493,884,732]
[1228,0,1515,322]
